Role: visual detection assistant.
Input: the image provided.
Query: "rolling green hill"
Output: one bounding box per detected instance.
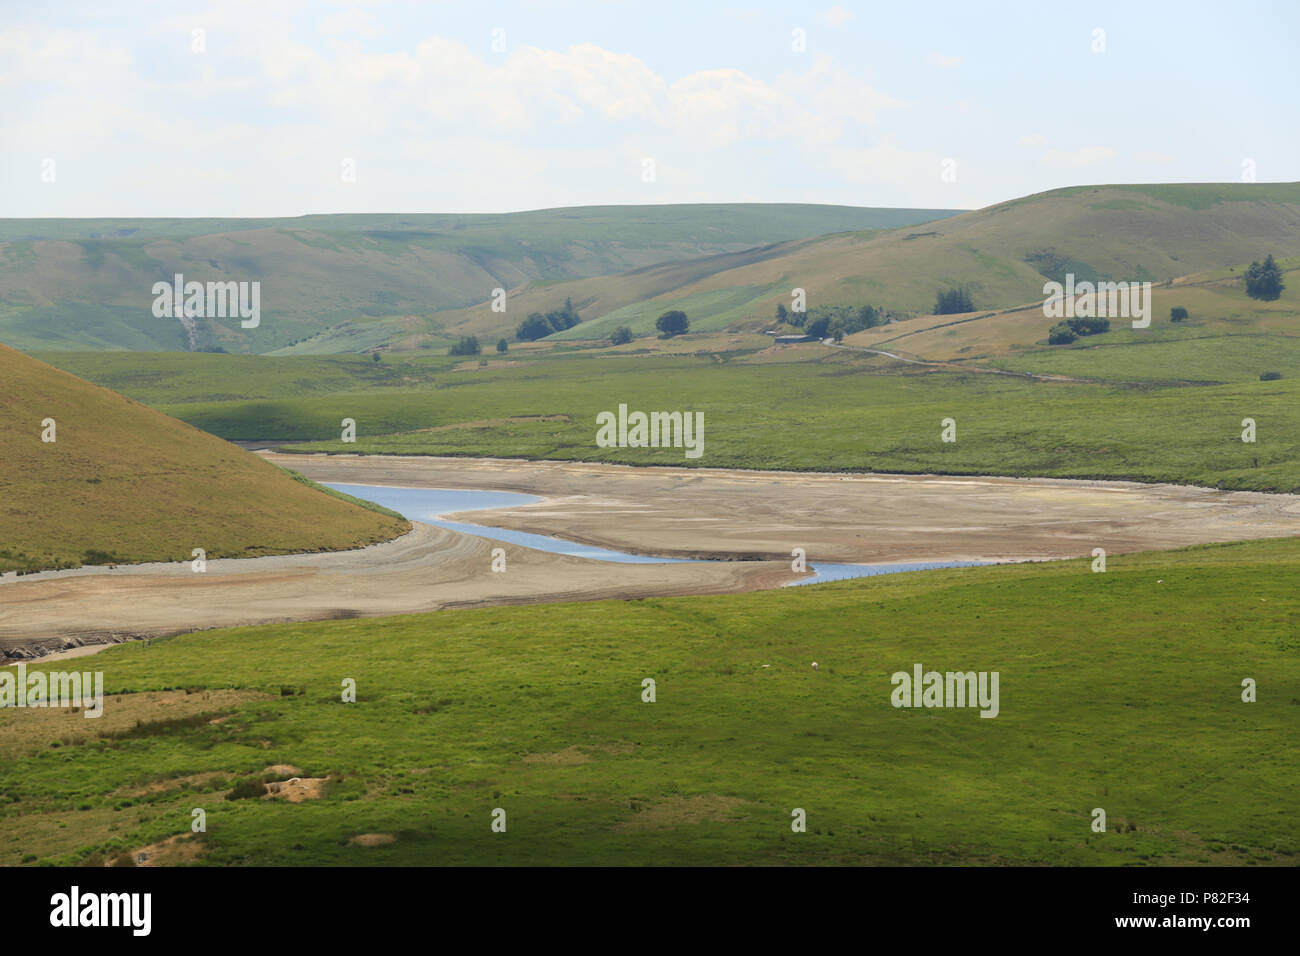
[441,182,1300,342]
[0,205,961,354]
[0,344,409,572]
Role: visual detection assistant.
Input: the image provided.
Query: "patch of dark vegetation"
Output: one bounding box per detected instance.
[934,287,975,314]
[99,712,230,741]
[1024,249,1107,286]
[1260,371,1283,381]
[1048,316,1111,345]
[226,778,268,800]
[517,297,581,341]
[1244,254,1285,301]
[778,302,884,340]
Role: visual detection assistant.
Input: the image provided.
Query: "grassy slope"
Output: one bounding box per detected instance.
[441,182,1300,342]
[0,344,409,572]
[4,536,1295,866]
[0,205,961,354]
[36,335,1300,491]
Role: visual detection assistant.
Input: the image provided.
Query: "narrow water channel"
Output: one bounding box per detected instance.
[324,483,990,585]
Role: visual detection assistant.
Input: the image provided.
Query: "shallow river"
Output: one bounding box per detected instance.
[325,483,990,586]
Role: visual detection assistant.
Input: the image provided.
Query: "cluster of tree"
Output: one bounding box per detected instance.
[934,287,975,314]
[610,326,633,345]
[777,303,883,340]
[1244,254,1285,301]
[655,310,689,337]
[449,335,481,356]
[1048,316,1110,345]
[516,297,581,341]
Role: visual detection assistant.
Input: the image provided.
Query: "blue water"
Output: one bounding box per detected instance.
[325,483,991,582]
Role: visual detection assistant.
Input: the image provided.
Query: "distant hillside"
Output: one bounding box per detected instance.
[0,204,961,354]
[0,343,409,572]
[441,182,1300,342]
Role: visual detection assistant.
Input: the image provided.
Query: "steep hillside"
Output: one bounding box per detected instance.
[0,204,961,354]
[441,182,1300,342]
[0,344,409,572]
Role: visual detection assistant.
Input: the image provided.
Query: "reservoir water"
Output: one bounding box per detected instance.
[324,483,990,585]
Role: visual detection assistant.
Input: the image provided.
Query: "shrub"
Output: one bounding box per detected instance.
[1260,371,1282,381]
[1170,306,1188,322]
[610,326,633,345]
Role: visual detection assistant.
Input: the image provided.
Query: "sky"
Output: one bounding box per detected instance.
[2,0,1296,217]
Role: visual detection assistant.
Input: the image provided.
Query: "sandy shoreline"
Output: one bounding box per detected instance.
[7,452,1300,661]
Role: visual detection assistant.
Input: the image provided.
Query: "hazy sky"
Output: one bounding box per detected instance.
[3,0,1296,217]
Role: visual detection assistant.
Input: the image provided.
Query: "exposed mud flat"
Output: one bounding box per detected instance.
[0,519,794,660]
[268,452,1300,563]
[6,452,1300,659]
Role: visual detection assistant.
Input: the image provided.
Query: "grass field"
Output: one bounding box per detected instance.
[4,535,1295,866]
[36,343,1300,493]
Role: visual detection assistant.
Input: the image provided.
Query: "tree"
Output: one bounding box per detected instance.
[496,338,509,353]
[934,287,975,314]
[1244,254,1285,300]
[655,310,689,337]
[806,315,830,338]
[449,335,480,356]
[1170,306,1188,322]
[610,326,633,345]
[516,312,553,341]
[371,352,381,363]
[775,303,789,324]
